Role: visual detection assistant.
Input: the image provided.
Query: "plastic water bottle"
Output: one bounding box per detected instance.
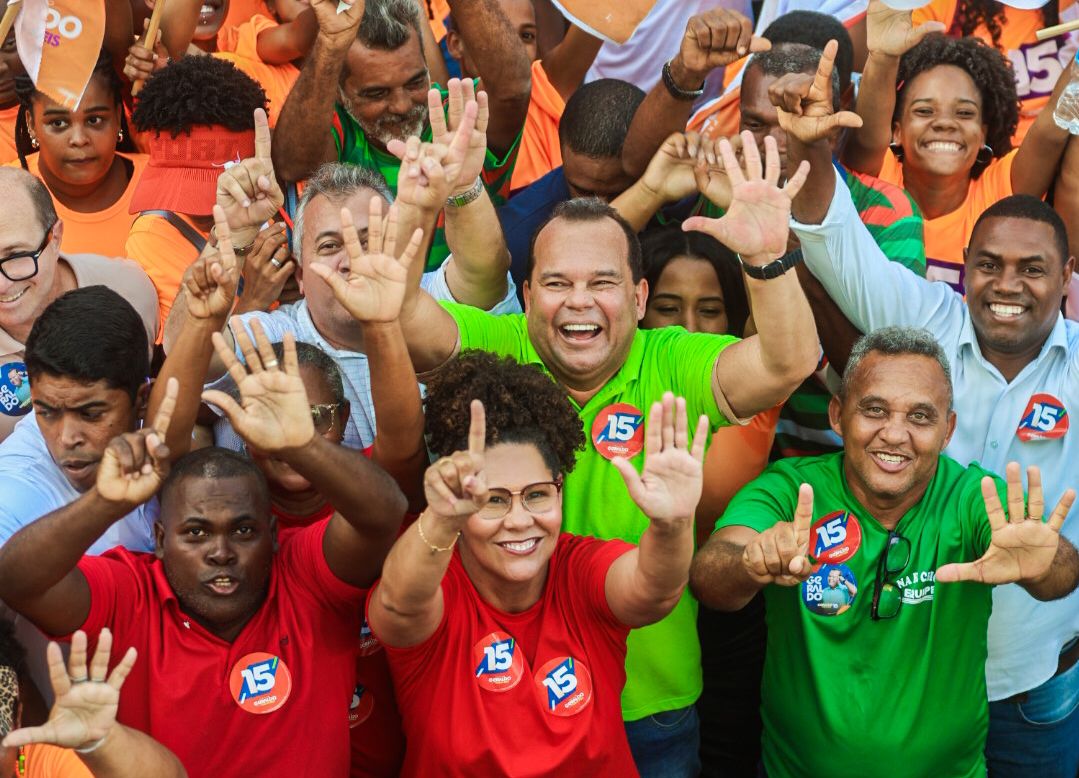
[1053,51,1079,135]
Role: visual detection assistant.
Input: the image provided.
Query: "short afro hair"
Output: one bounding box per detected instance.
[132,56,267,137]
[895,33,1018,176]
[161,447,270,518]
[970,194,1071,265]
[558,78,645,158]
[761,10,854,93]
[424,352,584,476]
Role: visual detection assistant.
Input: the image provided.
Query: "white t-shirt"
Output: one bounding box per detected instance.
[0,413,157,553]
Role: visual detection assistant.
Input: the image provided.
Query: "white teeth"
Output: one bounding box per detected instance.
[0,287,27,303]
[562,324,598,332]
[990,303,1024,317]
[200,4,214,13]
[926,141,961,152]
[500,539,538,552]
[876,453,904,464]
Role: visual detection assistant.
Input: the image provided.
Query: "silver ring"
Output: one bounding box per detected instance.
[263,359,279,369]
[69,675,89,684]
[270,258,283,269]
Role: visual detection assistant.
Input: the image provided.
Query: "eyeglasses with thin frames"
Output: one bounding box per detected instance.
[310,402,342,435]
[871,530,911,621]
[0,222,56,282]
[477,480,563,520]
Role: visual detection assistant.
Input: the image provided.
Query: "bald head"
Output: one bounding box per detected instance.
[0,168,57,233]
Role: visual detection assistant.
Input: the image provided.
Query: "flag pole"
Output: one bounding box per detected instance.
[0,1,22,48]
[132,0,167,96]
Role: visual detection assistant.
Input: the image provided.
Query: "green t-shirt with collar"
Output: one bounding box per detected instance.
[716,452,1003,778]
[445,301,738,720]
[330,84,519,273]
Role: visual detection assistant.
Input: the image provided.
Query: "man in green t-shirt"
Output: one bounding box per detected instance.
[691,327,1079,778]
[311,135,820,774]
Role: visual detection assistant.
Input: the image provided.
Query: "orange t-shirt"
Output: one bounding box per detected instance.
[425,0,451,42]
[22,743,93,778]
[510,59,566,191]
[914,0,1079,143]
[688,57,746,140]
[125,212,206,336]
[0,104,18,165]
[216,14,300,126]
[878,147,1017,290]
[15,152,149,258]
[224,0,271,30]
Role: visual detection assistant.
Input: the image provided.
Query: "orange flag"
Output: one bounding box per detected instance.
[15,0,105,110]
[550,0,657,44]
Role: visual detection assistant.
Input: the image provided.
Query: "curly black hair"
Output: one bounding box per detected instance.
[424,351,584,476]
[132,55,267,137]
[951,0,1059,47]
[13,49,135,165]
[895,33,1019,178]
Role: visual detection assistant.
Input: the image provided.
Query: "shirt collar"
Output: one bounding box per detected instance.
[959,309,1068,363]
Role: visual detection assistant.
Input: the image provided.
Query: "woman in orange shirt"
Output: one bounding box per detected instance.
[12,52,147,258]
[0,29,23,166]
[841,2,1076,290]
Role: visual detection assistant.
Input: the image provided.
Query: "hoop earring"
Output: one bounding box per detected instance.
[117,127,124,143]
[888,142,904,162]
[976,144,994,166]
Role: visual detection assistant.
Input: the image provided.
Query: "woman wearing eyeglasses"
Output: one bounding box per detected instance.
[367,351,708,777]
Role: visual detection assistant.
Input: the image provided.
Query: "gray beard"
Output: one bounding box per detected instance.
[338,88,429,148]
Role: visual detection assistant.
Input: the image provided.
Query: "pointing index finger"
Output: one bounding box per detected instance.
[811,39,839,101]
[253,108,272,163]
[793,483,814,551]
[468,399,486,457]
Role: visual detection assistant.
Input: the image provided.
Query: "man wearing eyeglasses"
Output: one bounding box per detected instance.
[0,168,157,444]
[691,327,1079,778]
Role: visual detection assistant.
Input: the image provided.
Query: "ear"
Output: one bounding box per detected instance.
[827,393,844,439]
[942,409,957,449]
[51,218,64,248]
[153,521,165,559]
[445,29,465,63]
[337,399,351,437]
[634,278,649,321]
[294,259,305,296]
[522,279,532,315]
[1063,254,1075,289]
[135,378,152,423]
[891,121,902,147]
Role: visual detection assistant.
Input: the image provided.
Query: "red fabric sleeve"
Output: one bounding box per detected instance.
[276,518,368,610]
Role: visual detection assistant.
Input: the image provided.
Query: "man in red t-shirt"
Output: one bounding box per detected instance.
[0,337,409,778]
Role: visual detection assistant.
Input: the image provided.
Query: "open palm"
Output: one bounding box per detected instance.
[866,0,945,57]
[430,79,487,192]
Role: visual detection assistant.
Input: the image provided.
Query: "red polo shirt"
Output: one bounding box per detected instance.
[74,519,363,778]
[373,533,638,777]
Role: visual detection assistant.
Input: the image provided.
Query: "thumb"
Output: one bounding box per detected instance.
[200,390,244,423]
[936,561,981,584]
[308,263,354,299]
[909,20,946,47]
[682,216,731,245]
[3,724,56,749]
[827,111,864,131]
[748,36,771,54]
[385,138,407,161]
[611,456,645,504]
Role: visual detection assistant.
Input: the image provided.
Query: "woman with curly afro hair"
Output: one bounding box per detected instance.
[368,350,709,776]
[912,0,1065,143]
[841,2,1076,289]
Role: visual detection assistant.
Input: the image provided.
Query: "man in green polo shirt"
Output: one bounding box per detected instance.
[310,133,820,775]
[691,327,1079,778]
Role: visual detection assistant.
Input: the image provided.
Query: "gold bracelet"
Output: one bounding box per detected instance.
[416,512,460,553]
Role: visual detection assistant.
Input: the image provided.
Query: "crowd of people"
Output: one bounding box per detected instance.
[0,0,1077,775]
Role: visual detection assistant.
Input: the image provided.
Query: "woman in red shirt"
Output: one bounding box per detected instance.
[367,351,708,777]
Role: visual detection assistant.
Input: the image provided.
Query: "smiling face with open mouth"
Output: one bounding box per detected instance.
[193,0,228,41]
[830,352,956,523]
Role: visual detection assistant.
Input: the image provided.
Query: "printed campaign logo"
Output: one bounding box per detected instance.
[0,363,31,418]
[229,652,292,714]
[358,617,382,657]
[802,563,858,617]
[591,403,645,460]
[810,511,862,565]
[1016,394,1069,442]
[348,684,375,728]
[472,631,524,692]
[533,657,592,717]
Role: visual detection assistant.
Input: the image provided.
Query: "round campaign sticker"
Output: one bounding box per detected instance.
[0,362,31,418]
[348,684,375,728]
[472,632,524,692]
[358,617,382,657]
[801,563,858,617]
[533,657,593,717]
[591,403,645,460]
[228,652,293,714]
[1016,393,1069,442]
[809,511,862,565]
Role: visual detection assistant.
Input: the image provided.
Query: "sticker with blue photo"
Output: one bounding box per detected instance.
[802,563,858,617]
[0,362,31,417]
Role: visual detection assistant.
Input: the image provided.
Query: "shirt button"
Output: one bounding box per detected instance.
[990,441,999,449]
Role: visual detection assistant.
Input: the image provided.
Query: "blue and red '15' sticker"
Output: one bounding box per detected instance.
[1016,394,1068,442]
[591,403,645,460]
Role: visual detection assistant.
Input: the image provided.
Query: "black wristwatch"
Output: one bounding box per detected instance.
[738,249,803,280]
[662,60,705,101]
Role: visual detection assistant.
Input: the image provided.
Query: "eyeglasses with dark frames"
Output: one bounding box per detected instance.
[0,222,56,282]
[871,530,911,621]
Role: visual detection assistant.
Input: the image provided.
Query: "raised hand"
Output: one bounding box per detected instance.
[123,22,168,84]
[183,205,240,320]
[236,223,295,314]
[682,132,809,262]
[937,463,1075,586]
[423,399,489,524]
[639,133,708,205]
[308,197,425,323]
[215,108,285,232]
[96,378,177,506]
[391,136,467,213]
[310,0,365,47]
[612,393,709,527]
[2,629,136,751]
[694,133,738,210]
[866,0,946,58]
[741,483,815,586]
[202,323,315,455]
[670,9,770,90]
[769,39,864,146]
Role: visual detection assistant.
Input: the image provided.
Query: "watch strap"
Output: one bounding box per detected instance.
[738,249,803,280]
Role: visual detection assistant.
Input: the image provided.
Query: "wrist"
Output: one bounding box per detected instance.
[446,177,484,207]
[74,727,112,755]
[647,514,694,537]
[667,56,706,93]
[316,30,356,55]
[417,509,464,553]
[867,49,901,67]
[276,429,321,464]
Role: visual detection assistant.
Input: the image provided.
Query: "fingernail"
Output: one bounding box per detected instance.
[242,199,251,208]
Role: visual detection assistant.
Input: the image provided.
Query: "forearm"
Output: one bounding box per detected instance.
[795,261,861,375]
[611,178,663,233]
[839,51,898,176]
[80,725,187,778]
[621,60,698,179]
[444,190,511,309]
[689,540,765,611]
[272,34,346,181]
[1022,538,1079,601]
[256,10,320,64]
[414,0,449,86]
[741,268,819,400]
[541,26,602,101]
[1055,138,1079,259]
[1011,64,1075,197]
[364,321,426,509]
[153,314,226,460]
[629,518,695,619]
[399,290,461,373]
[159,0,202,59]
[447,0,532,153]
[103,0,134,69]
[789,138,838,225]
[376,510,458,618]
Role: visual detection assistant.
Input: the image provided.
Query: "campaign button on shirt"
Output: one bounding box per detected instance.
[802,563,858,617]
[473,632,524,692]
[591,403,645,460]
[358,617,382,657]
[534,657,593,717]
[229,652,293,714]
[349,684,375,728]
[0,362,31,417]
[1016,393,1069,441]
[810,511,862,564]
